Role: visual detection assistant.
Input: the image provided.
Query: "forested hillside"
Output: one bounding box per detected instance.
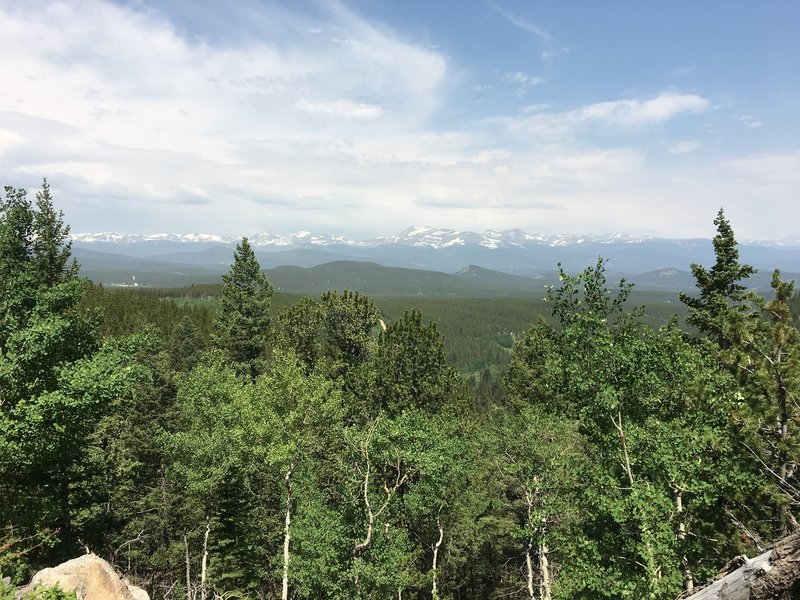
[3,183,800,599]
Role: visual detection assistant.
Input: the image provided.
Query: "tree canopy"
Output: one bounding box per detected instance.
[2,188,799,600]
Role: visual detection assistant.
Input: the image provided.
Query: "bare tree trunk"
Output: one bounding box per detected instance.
[675,488,694,593]
[686,530,800,599]
[282,465,294,600]
[524,490,537,600]
[431,516,444,600]
[184,533,192,600]
[776,365,795,534]
[200,514,210,600]
[612,412,661,590]
[539,544,551,600]
[526,540,536,600]
[354,418,408,556]
[354,424,376,555]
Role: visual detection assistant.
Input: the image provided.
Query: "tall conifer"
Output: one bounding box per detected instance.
[212,237,273,378]
[680,208,756,347]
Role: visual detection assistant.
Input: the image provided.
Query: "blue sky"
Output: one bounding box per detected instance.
[0,1,798,239]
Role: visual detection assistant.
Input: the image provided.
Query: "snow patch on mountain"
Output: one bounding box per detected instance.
[70,227,800,250]
[71,232,235,244]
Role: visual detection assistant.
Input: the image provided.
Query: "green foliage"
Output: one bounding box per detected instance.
[0,527,58,585]
[79,282,213,343]
[680,208,757,348]
[789,289,800,328]
[319,290,380,371]
[248,352,348,598]
[275,289,379,393]
[12,583,77,600]
[366,308,461,415]
[682,211,800,538]
[212,237,273,378]
[1,181,152,568]
[507,258,747,598]
[488,405,587,597]
[169,361,250,509]
[1,581,77,600]
[5,194,799,600]
[31,180,78,287]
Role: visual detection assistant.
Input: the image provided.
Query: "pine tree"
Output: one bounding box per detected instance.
[212,237,273,378]
[32,179,78,286]
[679,208,756,348]
[368,308,460,415]
[0,180,148,567]
[680,211,800,541]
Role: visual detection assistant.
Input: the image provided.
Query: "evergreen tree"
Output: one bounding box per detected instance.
[682,211,800,538]
[367,308,461,415]
[318,290,379,373]
[212,237,273,378]
[0,185,37,354]
[679,208,756,348]
[32,180,78,286]
[275,297,324,373]
[0,181,148,568]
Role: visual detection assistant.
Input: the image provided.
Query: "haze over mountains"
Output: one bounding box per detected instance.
[71,226,800,294]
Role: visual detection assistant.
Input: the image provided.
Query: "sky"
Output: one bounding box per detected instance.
[0,1,798,239]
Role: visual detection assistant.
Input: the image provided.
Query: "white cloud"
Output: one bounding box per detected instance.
[503,72,545,86]
[0,0,451,234]
[577,94,710,124]
[503,72,545,98]
[519,103,554,114]
[668,140,701,154]
[0,2,795,240]
[504,72,526,84]
[491,5,570,67]
[294,99,383,119]
[504,93,710,139]
[542,47,570,63]
[735,115,764,128]
[0,128,25,154]
[722,152,800,185]
[491,5,552,42]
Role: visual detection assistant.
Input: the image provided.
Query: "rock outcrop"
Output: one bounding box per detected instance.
[16,553,148,600]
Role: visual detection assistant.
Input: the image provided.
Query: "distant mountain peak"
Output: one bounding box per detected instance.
[71,227,794,252]
[70,232,235,244]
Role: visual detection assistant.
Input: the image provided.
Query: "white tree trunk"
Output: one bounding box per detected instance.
[431,517,444,600]
[200,514,210,600]
[184,533,192,600]
[539,544,551,600]
[353,419,408,556]
[526,539,536,600]
[525,489,536,600]
[282,465,293,600]
[675,488,694,593]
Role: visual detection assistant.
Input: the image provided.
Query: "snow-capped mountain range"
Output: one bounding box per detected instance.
[70,226,800,250]
[71,226,656,250]
[68,225,800,290]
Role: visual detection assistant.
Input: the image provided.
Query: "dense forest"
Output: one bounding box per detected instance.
[2,181,800,599]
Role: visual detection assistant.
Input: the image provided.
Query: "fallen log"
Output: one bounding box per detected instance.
[685,530,800,599]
